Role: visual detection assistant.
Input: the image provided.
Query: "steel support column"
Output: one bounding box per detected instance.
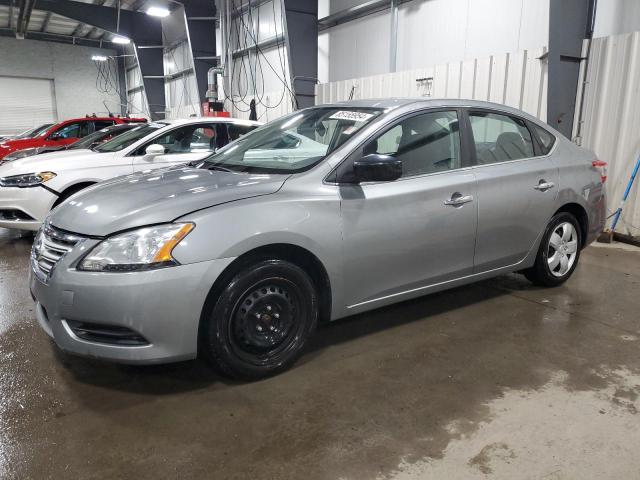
[282,0,318,109]
[179,0,217,109]
[547,0,593,138]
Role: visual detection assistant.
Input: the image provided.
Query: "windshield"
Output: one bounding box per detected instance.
[16,123,53,139]
[94,122,168,152]
[200,107,383,174]
[69,126,128,150]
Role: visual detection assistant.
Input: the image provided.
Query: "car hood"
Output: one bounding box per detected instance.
[0,138,39,152]
[0,149,104,175]
[49,166,289,236]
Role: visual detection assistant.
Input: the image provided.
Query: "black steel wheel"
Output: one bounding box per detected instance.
[201,259,318,380]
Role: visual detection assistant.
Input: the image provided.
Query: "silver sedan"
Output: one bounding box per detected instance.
[29,99,606,379]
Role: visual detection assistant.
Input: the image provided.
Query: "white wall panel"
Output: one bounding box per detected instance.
[0,37,121,124]
[594,0,640,38]
[0,77,57,136]
[574,32,640,236]
[327,10,390,81]
[325,0,549,82]
[317,47,548,122]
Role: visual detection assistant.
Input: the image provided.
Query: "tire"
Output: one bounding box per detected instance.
[524,212,582,287]
[201,259,318,380]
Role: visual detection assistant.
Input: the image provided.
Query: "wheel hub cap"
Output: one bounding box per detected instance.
[547,222,578,278]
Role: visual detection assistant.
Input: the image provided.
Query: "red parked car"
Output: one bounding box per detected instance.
[0,116,146,161]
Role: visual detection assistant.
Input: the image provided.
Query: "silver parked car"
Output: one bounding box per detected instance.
[29,99,606,379]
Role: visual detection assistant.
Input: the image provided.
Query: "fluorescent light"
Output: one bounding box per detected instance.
[92,55,108,62]
[112,36,131,44]
[146,6,170,17]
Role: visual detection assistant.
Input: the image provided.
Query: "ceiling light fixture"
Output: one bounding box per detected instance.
[112,36,131,44]
[146,6,171,17]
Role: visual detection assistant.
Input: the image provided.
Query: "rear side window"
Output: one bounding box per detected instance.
[94,120,115,130]
[531,124,556,155]
[469,112,534,164]
[228,124,257,141]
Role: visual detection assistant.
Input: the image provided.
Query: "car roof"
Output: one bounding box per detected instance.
[315,98,545,124]
[159,117,262,127]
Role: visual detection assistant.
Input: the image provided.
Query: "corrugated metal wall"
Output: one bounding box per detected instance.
[574,31,640,236]
[315,47,548,122]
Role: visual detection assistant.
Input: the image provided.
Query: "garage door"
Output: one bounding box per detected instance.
[0,76,58,137]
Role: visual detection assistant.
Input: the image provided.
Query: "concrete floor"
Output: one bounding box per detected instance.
[1,227,639,480]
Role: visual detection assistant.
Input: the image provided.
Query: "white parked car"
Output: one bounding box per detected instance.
[0,117,260,231]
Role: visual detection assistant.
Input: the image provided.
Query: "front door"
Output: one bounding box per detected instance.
[467,110,559,272]
[132,123,218,172]
[340,109,478,308]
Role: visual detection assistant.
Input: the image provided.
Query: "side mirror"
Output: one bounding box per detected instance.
[353,153,402,183]
[144,144,165,158]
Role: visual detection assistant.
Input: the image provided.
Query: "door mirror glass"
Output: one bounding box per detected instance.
[145,144,165,157]
[353,153,402,183]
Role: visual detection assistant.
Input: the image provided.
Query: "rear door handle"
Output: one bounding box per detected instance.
[534,181,555,192]
[444,193,474,207]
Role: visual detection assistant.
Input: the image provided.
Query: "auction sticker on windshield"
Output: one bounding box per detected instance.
[329,111,375,122]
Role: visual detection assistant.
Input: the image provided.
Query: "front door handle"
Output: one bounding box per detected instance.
[534,180,555,192]
[444,193,474,207]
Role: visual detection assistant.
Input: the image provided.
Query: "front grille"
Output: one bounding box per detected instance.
[31,223,84,282]
[66,320,149,346]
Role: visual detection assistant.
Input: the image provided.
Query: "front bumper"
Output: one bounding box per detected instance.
[30,242,235,364]
[0,185,57,231]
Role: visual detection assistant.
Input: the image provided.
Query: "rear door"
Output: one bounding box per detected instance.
[131,123,218,171]
[467,109,559,272]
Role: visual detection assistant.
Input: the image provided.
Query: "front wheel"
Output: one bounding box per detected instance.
[201,259,318,380]
[524,212,582,287]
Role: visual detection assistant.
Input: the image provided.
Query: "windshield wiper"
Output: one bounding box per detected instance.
[204,164,234,173]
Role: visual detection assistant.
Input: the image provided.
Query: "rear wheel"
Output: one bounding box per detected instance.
[524,212,582,287]
[201,259,318,380]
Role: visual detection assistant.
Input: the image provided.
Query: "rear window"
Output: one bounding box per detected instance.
[531,124,556,155]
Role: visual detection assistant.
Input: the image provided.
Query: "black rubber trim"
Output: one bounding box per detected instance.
[39,184,60,196]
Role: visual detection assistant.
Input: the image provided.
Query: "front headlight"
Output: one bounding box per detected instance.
[78,223,194,272]
[0,171,57,188]
[4,148,40,161]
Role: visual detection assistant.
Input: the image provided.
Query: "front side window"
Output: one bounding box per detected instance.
[201,107,384,174]
[363,110,461,177]
[469,111,534,164]
[137,124,218,155]
[95,123,168,153]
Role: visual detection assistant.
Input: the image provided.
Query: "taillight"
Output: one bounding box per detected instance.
[592,160,608,183]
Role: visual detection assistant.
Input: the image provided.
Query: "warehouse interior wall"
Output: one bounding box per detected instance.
[0,37,122,124]
[322,0,549,83]
[216,0,295,122]
[594,0,640,38]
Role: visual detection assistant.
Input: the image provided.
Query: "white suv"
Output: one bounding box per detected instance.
[0,117,260,230]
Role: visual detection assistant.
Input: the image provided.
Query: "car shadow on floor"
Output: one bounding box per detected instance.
[55,277,514,395]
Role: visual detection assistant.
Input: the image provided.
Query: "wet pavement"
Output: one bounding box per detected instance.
[1,226,639,479]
